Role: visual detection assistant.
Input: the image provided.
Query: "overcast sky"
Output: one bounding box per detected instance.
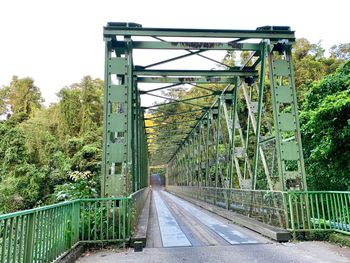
[0,0,349,106]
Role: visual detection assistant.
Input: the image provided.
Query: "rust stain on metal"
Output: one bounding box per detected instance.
[170,42,223,49]
[227,42,243,49]
[206,77,222,83]
[178,77,196,82]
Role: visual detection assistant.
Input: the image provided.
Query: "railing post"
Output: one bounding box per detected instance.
[288,192,296,239]
[24,213,35,263]
[128,198,132,238]
[72,201,80,246]
[282,192,289,229]
[214,188,217,206]
[226,189,230,210]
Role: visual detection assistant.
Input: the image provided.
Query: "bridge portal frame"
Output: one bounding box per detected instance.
[102,22,307,197]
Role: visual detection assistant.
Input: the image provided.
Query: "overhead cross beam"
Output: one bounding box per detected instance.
[144,94,215,109]
[134,69,257,76]
[104,23,295,41]
[144,109,203,120]
[145,119,197,128]
[136,69,258,84]
[149,36,231,68]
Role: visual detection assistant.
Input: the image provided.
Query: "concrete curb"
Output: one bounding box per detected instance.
[131,190,152,248]
[56,243,86,263]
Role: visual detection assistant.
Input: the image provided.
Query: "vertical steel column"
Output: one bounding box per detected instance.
[186,143,189,186]
[268,42,307,190]
[198,124,203,186]
[126,37,135,194]
[101,41,110,197]
[205,112,210,187]
[191,135,195,186]
[215,99,221,188]
[252,42,267,190]
[229,78,239,188]
[102,33,134,197]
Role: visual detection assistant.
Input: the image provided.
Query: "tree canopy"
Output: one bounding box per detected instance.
[0,76,103,213]
[301,61,350,190]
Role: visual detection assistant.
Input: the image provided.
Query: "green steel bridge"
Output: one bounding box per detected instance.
[0,23,349,262]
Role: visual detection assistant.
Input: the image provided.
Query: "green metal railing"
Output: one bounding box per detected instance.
[80,198,131,243]
[167,186,287,228]
[167,186,350,235]
[0,197,131,263]
[287,191,350,234]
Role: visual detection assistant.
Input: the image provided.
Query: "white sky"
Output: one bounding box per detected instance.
[0,0,349,106]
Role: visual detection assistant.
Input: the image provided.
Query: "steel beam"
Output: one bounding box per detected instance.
[131,41,261,51]
[138,76,251,84]
[104,24,295,41]
[134,69,258,77]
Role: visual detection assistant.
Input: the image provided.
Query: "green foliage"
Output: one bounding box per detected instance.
[51,171,98,202]
[0,76,43,120]
[71,142,102,173]
[0,76,103,213]
[330,43,350,61]
[0,123,28,170]
[292,38,343,104]
[57,76,103,140]
[0,121,47,212]
[328,233,350,247]
[301,61,350,190]
[19,110,59,166]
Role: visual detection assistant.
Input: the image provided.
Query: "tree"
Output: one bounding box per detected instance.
[293,38,343,104]
[57,76,103,140]
[0,76,104,212]
[330,43,350,61]
[19,109,59,166]
[0,76,43,120]
[0,122,46,212]
[300,61,350,190]
[47,76,103,203]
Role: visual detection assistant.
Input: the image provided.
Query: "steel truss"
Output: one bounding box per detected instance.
[102,22,306,197]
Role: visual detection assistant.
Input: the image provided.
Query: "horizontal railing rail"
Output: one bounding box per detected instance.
[0,197,131,263]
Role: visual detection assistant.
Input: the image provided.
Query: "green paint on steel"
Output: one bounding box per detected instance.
[104,23,295,40]
[102,22,308,201]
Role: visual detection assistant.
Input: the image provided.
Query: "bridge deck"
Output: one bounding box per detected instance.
[151,189,264,247]
[77,190,350,263]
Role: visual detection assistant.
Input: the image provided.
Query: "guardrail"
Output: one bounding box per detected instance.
[167,186,287,228]
[0,197,131,263]
[167,186,350,235]
[80,198,131,243]
[287,191,350,234]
